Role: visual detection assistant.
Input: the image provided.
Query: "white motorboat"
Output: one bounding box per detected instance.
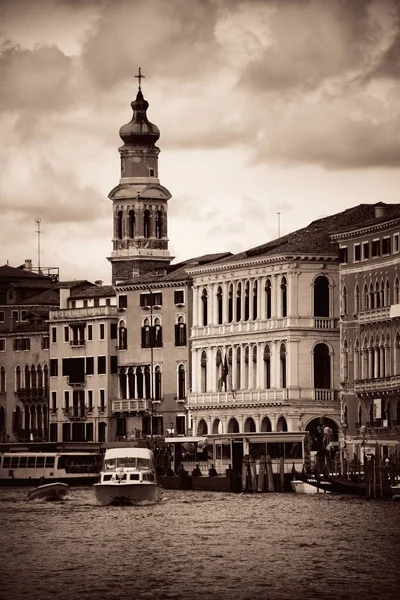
[291,479,330,494]
[27,482,70,501]
[93,447,162,506]
[391,484,400,501]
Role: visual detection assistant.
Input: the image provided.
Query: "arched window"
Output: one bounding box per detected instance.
[244,346,249,389]
[369,283,375,309]
[117,210,123,239]
[15,365,21,391]
[25,365,30,388]
[244,282,250,321]
[358,404,363,427]
[128,367,135,399]
[119,322,127,350]
[252,346,257,389]
[236,283,241,322]
[143,209,151,238]
[119,367,127,399]
[228,284,233,323]
[201,351,207,393]
[141,318,151,348]
[144,366,151,399]
[363,284,368,310]
[280,343,286,388]
[129,210,135,238]
[375,281,381,308]
[0,405,5,435]
[227,417,239,433]
[314,343,331,389]
[314,275,329,317]
[154,366,162,401]
[217,286,223,325]
[37,365,43,388]
[244,417,256,432]
[264,344,271,389]
[385,279,390,306]
[136,367,143,399]
[236,347,241,390]
[253,281,258,320]
[354,284,360,314]
[342,340,348,382]
[178,364,186,400]
[175,316,186,346]
[394,277,400,304]
[43,364,49,389]
[197,419,208,436]
[31,365,36,389]
[0,366,5,393]
[155,211,162,239]
[201,289,208,327]
[154,318,163,348]
[380,280,385,307]
[265,279,272,319]
[13,405,21,434]
[277,416,288,432]
[261,416,272,432]
[281,277,287,317]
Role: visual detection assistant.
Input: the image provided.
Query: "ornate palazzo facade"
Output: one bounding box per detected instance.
[187,254,342,441]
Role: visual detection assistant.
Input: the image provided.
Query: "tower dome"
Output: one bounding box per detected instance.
[119,88,160,147]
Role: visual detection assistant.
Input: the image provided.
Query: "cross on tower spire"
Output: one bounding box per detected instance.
[135,66,145,90]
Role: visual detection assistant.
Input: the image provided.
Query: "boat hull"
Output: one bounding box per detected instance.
[291,480,331,494]
[27,482,70,501]
[93,482,162,506]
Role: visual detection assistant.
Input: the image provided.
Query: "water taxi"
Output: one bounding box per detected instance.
[27,482,70,501]
[93,447,162,506]
[0,451,100,485]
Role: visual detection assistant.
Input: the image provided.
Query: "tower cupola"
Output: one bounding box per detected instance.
[119,89,160,147]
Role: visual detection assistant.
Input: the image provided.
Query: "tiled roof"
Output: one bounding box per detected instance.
[212,203,400,265]
[70,285,116,299]
[119,253,232,286]
[19,289,60,306]
[0,264,50,279]
[53,280,94,289]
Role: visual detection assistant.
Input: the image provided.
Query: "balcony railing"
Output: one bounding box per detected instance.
[70,340,86,347]
[354,375,400,393]
[50,306,118,320]
[192,316,338,338]
[63,407,87,420]
[112,399,152,413]
[187,389,288,407]
[16,387,49,400]
[358,307,390,322]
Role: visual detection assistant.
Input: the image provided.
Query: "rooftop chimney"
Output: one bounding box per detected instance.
[374,203,387,219]
[24,259,32,271]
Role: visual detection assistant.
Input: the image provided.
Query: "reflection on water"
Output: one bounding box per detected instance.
[0,487,399,600]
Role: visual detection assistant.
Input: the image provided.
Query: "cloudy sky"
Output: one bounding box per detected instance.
[1,0,399,284]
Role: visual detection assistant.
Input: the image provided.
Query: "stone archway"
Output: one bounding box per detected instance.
[306,416,339,453]
[261,416,272,432]
[212,418,222,434]
[276,416,288,432]
[227,417,239,433]
[197,419,208,436]
[244,417,256,433]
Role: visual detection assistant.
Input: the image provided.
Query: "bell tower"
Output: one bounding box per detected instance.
[108,68,172,284]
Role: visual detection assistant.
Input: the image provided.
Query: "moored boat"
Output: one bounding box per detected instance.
[27,482,70,501]
[93,447,162,506]
[291,465,332,494]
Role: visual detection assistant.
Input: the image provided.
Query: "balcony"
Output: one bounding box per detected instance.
[358,307,390,323]
[111,399,152,413]
[16,387,49,400]
[187,389,288,408]
[63,407,87,420]
[191,316,338,339]
[354,375,400,394]
[70,340,86,347]
[50,306,118,320]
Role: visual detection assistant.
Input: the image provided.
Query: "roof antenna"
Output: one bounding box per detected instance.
[277,212,281,238]
[35,218,41,273]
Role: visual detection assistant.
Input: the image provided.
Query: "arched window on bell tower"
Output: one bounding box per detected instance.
[129,210,135,238]
[155,211,162,239]
[117,210,123,239]
[144,210,151,238]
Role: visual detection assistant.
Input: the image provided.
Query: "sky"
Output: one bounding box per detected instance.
[0,0,399,284]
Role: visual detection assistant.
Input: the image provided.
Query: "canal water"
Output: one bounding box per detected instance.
[0,487,399,600]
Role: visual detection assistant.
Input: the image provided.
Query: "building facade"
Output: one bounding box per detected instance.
[48,285,118,443]
[332,203,400,449]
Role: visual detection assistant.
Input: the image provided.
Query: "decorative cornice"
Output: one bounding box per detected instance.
[331,217,400,242]
[116,280,191,291]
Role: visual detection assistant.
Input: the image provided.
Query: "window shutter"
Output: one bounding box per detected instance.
[110,355,118,374]
[110,323,117,339]
[62,358,70,377]
[141,326,146,348]
[175,324,179,346]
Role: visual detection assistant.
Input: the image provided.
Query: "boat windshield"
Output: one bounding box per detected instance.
[105,457,152,470]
